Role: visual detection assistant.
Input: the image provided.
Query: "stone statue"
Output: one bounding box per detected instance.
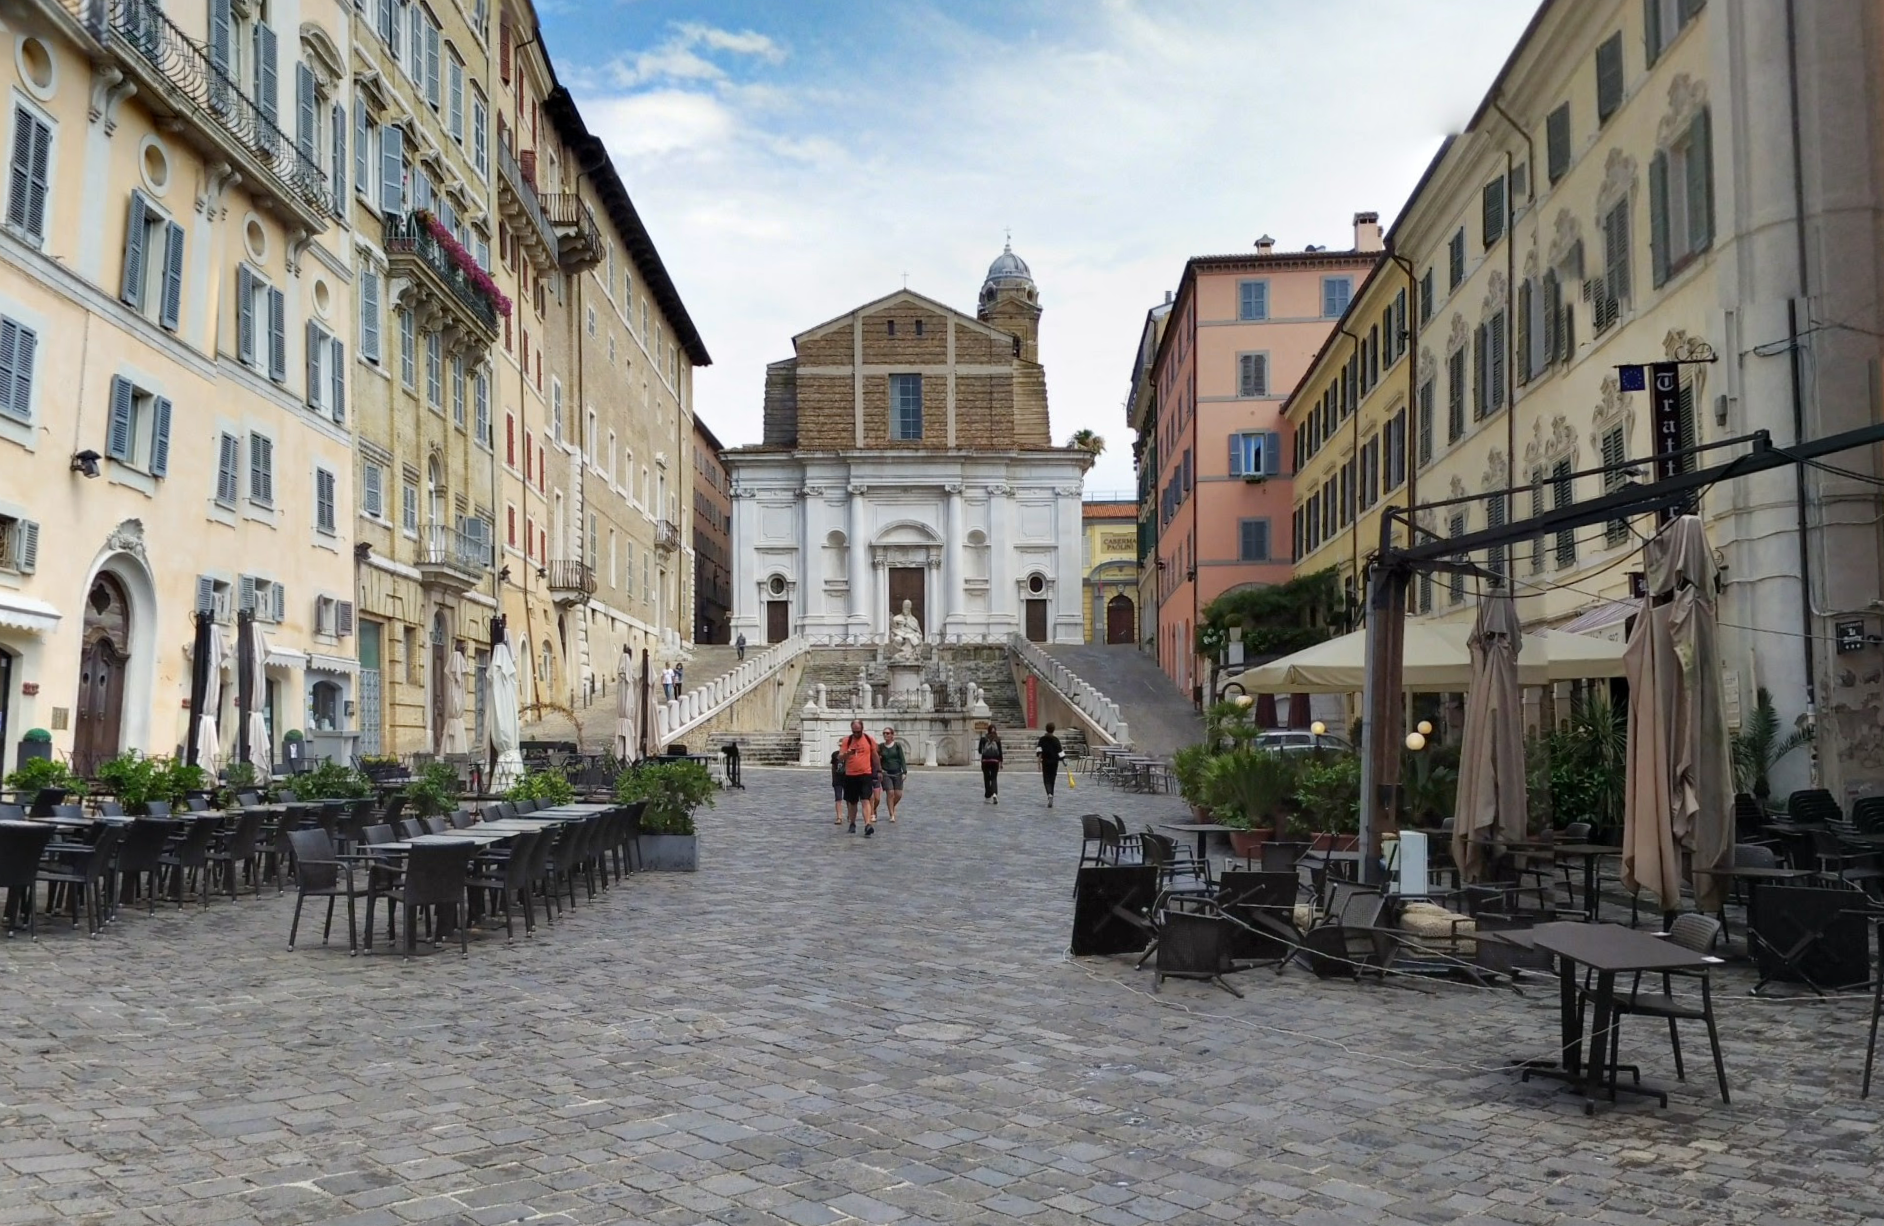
[889,599,924,662]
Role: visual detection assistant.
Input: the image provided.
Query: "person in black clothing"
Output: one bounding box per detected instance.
[978,723,1004,803]
[1036,722,1063,808]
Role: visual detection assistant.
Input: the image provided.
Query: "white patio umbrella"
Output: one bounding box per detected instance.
[245,623,272,775]
[614,647,635,761]
[441,647,469,755]
[488,638,524,792]
[195,625,225,776]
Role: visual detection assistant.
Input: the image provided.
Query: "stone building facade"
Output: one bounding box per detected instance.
[727,249,1091,645]
[692,416,732,644]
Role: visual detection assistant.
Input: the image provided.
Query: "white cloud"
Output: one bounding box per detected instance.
[578,1,1535,492]
[608,22,787,87]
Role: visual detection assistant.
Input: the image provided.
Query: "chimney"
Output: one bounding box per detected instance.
[1353,212,1383,253]
[1163,290,1174,304]
[1254,234,1276,254]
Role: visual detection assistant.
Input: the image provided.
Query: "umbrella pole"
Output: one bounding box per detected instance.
[1359,561,1409,887]
[187,612,211,768]
[236,611,253,768]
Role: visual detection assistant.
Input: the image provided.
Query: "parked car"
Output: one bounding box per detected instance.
[1255,730,1353,754]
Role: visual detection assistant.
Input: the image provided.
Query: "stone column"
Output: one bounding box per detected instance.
[1054,483,1084,643]
[943,483,964,634]
[847,483,868,635]
[729,488,758,641]
[987,483,1012,635]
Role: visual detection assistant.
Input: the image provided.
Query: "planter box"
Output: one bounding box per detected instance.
[1309,832,1360,852]
[639,834,697,872]
[1228,829,1270,858]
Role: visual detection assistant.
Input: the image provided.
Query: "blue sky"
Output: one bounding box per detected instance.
[535,1,1539,491]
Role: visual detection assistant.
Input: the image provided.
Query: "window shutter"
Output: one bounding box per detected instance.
[1226,433,1243,477]
[255,24,279,125]
[1252,354,1267,397]
[1482,177,1505,247]
[1644,0,1664,64]
[1515,280,1532,385]
[7,107,34,232]
[354,103,368,196]
[0,318,32,422]
[1263,431,1281,477]
[218,432,239,502]
[120,191,147,306]
[1605,203,1631,307]
[236,265,255,365]
[337,601,355,636]
[331,102,346,214]
[197,575,216,614]
[1546,104,1571,184]
[239,573,256,614]
[1647,150,1670,288]
[273,582,285,625]
[106,375,134,461]
[267,287,286,382]
[209,0,233,90]
[149,396,172,477]
[380,124,404,215]
[360,268,380,362]
[317,469,335,532]
[425,22,441,108]
[1595,34,1623,123]
[1489,311,1507,411]
[1688,108,1713,252]
[306,320,324,408]
[158,222,184,330]
[474,370,489,442]
[1472,324,1486,419]
[1677,380,1697,469]
[13,519,36,574]
[500,19,512,82]
[331,337,345,423]
[295,62,316,162]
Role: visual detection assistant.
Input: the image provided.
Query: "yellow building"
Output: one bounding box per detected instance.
[1081,499,1139,644]
[1286,0,1884,800]
[0,0,360,775]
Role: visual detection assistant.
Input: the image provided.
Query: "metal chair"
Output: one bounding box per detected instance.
[369,840,477,960]
[1597,913,1730,1103]
[0,822,56,938]
[112,817,178,917]
[36,825,124,937]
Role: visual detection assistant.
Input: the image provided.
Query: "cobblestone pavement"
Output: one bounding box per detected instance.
[2,767,1882,1226]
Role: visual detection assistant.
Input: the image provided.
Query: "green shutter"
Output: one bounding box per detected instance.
[1649,151,1670,287]
[1688,108,1713,252]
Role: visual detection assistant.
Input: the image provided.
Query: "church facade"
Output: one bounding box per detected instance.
[726,249,1091,645]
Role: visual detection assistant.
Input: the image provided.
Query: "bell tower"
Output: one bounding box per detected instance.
[977,241,1040,363]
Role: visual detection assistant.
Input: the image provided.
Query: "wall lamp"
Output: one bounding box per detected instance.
[71,449,101,478]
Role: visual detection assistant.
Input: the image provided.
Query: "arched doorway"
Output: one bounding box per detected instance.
[75,573,132,775]
[1105,593,1135,644]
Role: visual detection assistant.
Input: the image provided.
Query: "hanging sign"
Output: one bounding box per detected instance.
[1650,362,1683,523]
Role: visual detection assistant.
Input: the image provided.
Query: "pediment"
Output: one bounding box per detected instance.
[792,288,1016,347]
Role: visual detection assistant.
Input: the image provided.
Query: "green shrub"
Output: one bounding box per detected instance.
[95,751,170,812]
[507,767,574,807]
[616,759,715,835]
[1201,749,1298,833]
[3,756,79,795]
[284,760,372,801]
[402,761,462,817]
[1170,743,1216,808]
[162,759,209,804]
[1292,754,1362,837]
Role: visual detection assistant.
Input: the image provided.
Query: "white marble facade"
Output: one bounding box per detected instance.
[727,450,1090,644]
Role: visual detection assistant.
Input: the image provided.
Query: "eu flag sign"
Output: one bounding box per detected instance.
[1618,364,1647,392]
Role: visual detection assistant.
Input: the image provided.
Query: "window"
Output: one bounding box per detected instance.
[294,62,318,170]
[1482,175,1506,247]
[1416,379,1434,467]
[379,123,404,215]
[314,596,352,639]
[1419,269,1434,323]
[1448,228,1466,290]
[1386,408,1407,490]
[422,8,442,108]
[315,468,337,535]
[425,331,442,406]
[1237,353,1268,398]
[194,575,232,622]
[1553,458,1578,567]
[1321,277,1351,318]
[240,576,286,624]
[1390,289,1407,364]
[1228,431,1280,478]
[246,431,273,504]
[1546,102,1572,184]
[451,356,465,426]
[214,433,240,505]
[1448,514,1467,604]
[890,373,923,440]
[1486,492,1506,588]
[359,268,381,364]
[1651,109,1713,285]
[304,322,345,422]
[1474,312,1506,419]
[585,410,597,463]
[362,462,384,519]
[586,306,596,336]
[0,315,39,423]
[1595,32,1625,125]
[402,479,418,534]
[1238,519,1271,563]
[1528,466,1547,574]
[6,104,52,242]
[120,192,186,330]
[399,309,415,386]
[447,51,464,141]
[473,369,489,445]
[1238,280,1269,321]
[471,89,488,179]
[1594,200,1630,332]
[587,513,597,566]
[1647,0,1704,63]
[1447,347,1467,443]
[551,378,563,441]
[236,266,287,381]
[104,375,172,476]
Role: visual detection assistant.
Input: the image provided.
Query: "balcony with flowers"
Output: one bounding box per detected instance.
[384,211,506,354]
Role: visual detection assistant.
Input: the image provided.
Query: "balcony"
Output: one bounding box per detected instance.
[384,213,501,354]
[417,521,492,592]
[496,141,558,274]
[654,519,681,554]
[542,559,596,607]
[94,0,330,231]
[540,193,606,273]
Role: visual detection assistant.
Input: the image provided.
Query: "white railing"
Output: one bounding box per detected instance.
[1007,633,1131,747]
[654,636,805,745]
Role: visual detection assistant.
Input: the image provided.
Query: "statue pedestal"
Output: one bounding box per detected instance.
[888,662,923,704]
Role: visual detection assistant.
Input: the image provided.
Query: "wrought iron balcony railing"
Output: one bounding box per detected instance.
[421,521,492,581]
[654,519,681,553]
[103,0,329,217]
[540,192,606,273]
[384,214,501,336]
[543,559,597,600]
[496,140,558,270]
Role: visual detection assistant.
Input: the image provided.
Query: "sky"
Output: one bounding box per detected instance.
[536,1,1540,494]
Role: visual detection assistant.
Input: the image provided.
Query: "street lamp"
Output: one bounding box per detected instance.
[1405,731,1427,751]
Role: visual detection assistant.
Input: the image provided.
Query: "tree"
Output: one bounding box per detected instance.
[1731,687,1811,803]
[1068,429,1106,456]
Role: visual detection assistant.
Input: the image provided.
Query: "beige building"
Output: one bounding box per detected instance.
[1081,499,1138,643]
[0,0,361,775]
[1285,0,1884,801]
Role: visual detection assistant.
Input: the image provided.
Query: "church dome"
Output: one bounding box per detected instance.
[982,242,1034,292]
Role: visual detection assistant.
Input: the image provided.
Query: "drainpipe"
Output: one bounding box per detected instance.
[1785,0,1818,745]
[1488,99,1533,494]
[1384,243,1420,538]
[1337,325,1363,628]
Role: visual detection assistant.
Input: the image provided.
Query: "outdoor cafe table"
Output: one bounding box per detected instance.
[1509,921,1716,1115]
[1690,863,1816,942]
[1552,843,1623,921]
[1157,822,1238,862]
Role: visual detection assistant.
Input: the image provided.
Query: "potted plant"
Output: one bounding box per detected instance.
[400,761,461,816]
[4,754,77,796]
[15,726,54,767]
[507,767,575,808]
[1732,686,1812,811]
[615,758,714,871]
[358,754,404,783]
[161,758,210,808]
[284,760,371,802]
[1202,748,1299,856]
[1291,754,1362,849]
[1170,742,1216,822]
[95,751,170,814]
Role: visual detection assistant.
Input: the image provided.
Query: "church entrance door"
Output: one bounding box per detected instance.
[765,601,790,644]
[887,567,925,638]
[74,574,132,777]
[1106,594,1135,644]
[1024,599,1048,643]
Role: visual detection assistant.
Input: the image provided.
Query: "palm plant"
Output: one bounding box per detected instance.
[1068,429,1106,456]
[1731,686,1811,803]
[1203,749,1299,835]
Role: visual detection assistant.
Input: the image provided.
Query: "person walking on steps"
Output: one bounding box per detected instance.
[839,720,880,836]
[735,631,747,661]
[879,727,907,822]
[979,723,1004,804]
[1036,722,1063,808]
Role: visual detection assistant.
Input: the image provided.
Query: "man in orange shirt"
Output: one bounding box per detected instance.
[839,719,880,837]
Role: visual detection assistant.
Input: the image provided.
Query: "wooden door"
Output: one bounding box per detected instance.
[75,637,126,776]
[1025,599,1048,643]
[766,600,790,643]
[887,566,926,634]
[1105,594,1135,644]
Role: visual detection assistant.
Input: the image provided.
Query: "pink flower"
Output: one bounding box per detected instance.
[415,210,513,317]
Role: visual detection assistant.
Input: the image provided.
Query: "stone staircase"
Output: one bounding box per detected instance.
[680,644,744,701]
[705,731,801,765]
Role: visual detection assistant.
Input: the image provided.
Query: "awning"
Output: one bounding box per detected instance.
[1557,599,1635,636]
[306,653,358,675]
[265,645,308,669]
[1230,619,1629,693]
[0,592,61,635]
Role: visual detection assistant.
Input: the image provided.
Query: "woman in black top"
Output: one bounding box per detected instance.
[1036,722,1063,808]
[978,723,1004,804]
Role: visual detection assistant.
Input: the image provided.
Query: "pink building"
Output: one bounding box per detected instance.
[1143,216,1382,698]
